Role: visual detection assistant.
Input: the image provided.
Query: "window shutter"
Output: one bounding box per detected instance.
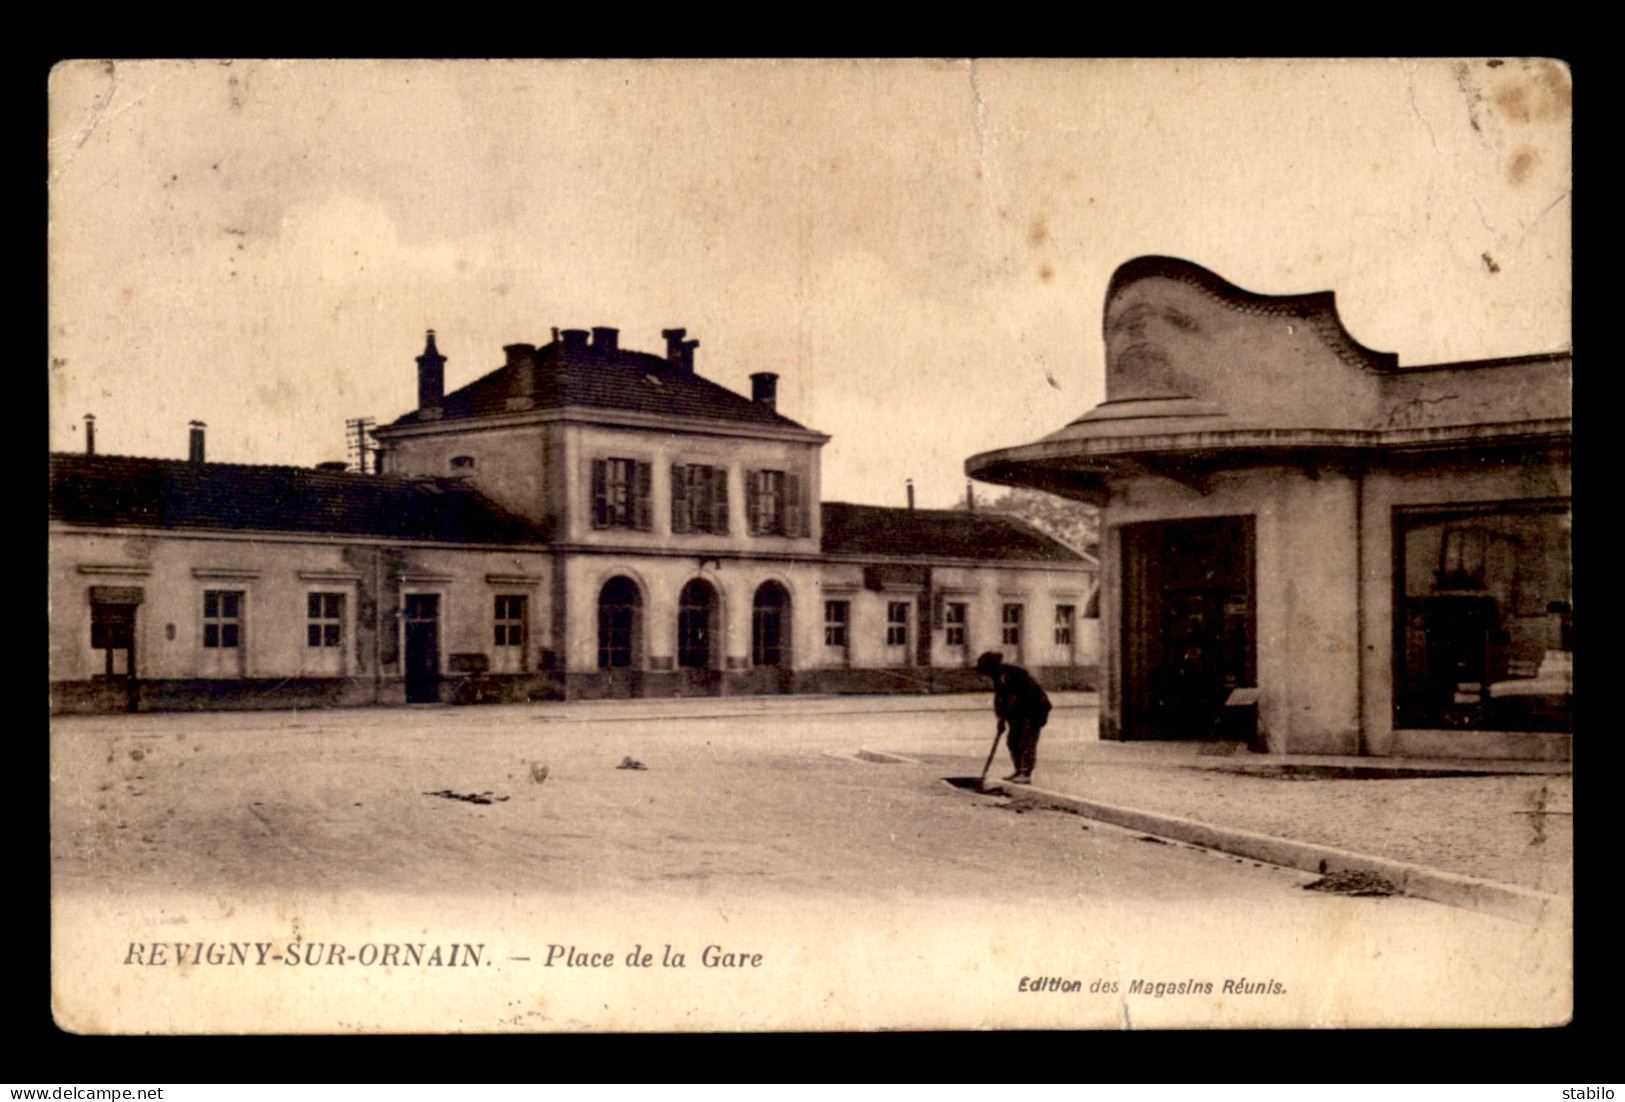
[713,466,729,534]
[591,459,608,529]
[786,472,806,537]
[747,470,761,535]
[634,462,653,531]
[670,463,688,534]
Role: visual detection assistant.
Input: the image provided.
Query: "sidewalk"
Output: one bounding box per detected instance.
[866,707,1572,922]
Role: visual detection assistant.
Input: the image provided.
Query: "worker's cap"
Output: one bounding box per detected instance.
[974,651,1004,676]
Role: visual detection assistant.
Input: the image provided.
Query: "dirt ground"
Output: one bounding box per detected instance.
[51,702,1320,904]
[48,699,1573,1033]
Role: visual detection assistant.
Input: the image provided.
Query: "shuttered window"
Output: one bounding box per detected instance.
[591,458,653,530]
[747,469,809,537]
[670,464,730,534]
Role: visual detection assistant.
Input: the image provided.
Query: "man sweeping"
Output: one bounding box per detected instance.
[975,651,1051,785]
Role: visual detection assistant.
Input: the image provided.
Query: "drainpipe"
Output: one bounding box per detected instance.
[1353,457,1367,757]
[373,547,383,705]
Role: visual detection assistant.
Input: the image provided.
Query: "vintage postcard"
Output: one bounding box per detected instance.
[48,58,1572,1033]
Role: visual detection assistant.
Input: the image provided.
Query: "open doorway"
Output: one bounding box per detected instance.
[90,589,140,712]
[1120,516,1255,739]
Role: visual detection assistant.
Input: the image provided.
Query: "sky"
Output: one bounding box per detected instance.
[48,58,1571,509]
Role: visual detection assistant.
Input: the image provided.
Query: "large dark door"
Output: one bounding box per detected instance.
[677,579,722,695]
[751,582,792,693]
[404,594,441,703]
[1121,516,1255,739]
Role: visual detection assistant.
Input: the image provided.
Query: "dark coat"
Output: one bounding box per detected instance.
[992,664,1051,729]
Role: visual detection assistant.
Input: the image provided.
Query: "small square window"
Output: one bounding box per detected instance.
[306,592,344,649]
[1002,604,1023,646]
[1055,604,1075,646]
[886,601,910,647]
[203,590,244,649]
[493,595,527,660]
[824,600,850,647]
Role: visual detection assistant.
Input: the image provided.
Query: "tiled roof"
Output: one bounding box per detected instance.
[49,453,546,543]
[820,503,1086,564]
[388,342,809,430]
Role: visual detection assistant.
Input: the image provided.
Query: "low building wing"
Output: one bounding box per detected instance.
[49,453,546,544]
[820,502,1088,564]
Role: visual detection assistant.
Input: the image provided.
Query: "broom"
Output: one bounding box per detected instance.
[978,723,1005,789]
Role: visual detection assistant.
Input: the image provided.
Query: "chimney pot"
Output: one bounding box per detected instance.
[591,327,619,354]
[659,328,699,373]
[84,413,96,456]
[504,343,539,398]
[750,372,778,411]
[416,329,446,410]
[906,478,915,511]
[966,481,975,512]
[188,421,206,464]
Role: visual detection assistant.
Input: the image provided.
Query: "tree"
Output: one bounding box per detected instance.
[957,484,1100,558]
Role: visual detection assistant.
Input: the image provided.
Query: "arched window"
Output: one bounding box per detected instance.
[598,576,641,669]
[752,581,790,667]
[678,579,717,669]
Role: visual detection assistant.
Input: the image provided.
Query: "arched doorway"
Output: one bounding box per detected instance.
[678,579,718,668]
[751,581,792,693]
[597,576,643,696]
[677,578,722,696]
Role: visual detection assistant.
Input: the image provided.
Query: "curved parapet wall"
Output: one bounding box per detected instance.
[1105,256,1398,376]
[1086,256,1395,433]
[965,256,1570,500]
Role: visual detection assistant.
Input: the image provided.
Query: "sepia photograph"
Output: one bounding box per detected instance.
[48,58,1571,1033]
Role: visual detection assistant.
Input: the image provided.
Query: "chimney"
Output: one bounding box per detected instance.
[591,327,619,354]
[906,478,915,511]
[84,413,95,456]
[416,329,446,410]
[316,460,349,472]
[560,329,590,354]
[661,327,699,373]
[750,372,778,411]
[504,342,538,396]
[188,421,206,463]
[966,481,975,513]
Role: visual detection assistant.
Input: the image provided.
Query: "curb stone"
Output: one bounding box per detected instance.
[987,781,1567,926]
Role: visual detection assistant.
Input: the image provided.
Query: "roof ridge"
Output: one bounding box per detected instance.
[386,346,811,432]
[49,452,438,483]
